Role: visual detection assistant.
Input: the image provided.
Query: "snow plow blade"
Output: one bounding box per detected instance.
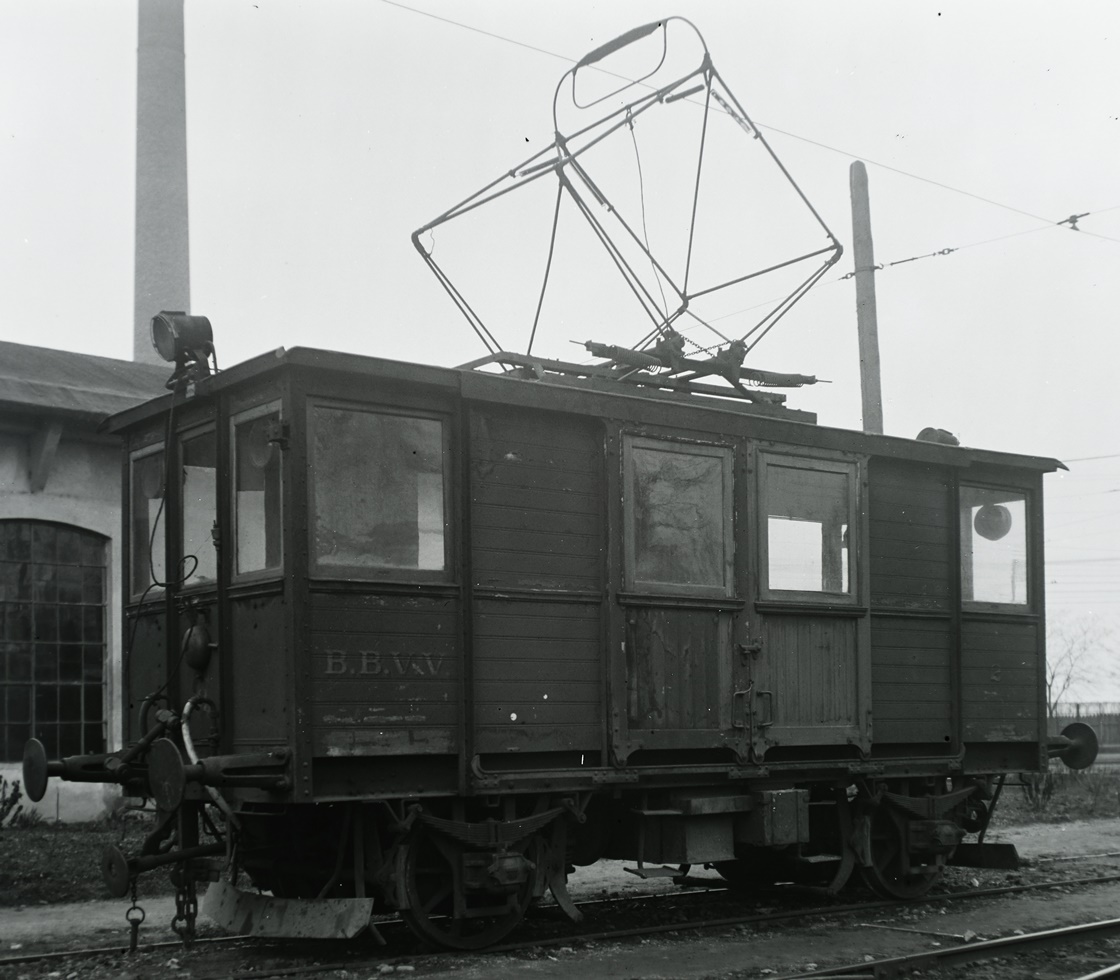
[201,880,376,940]
[949,843,1020,870]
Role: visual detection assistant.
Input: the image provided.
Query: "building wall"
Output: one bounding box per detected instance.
[0,430,124,821]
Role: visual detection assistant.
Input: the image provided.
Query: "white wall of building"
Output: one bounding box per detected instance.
[1,430,124,822]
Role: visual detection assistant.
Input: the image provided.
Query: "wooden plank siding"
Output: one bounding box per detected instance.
[868,461,953,612]
[307,593,459,756]
[869,618,953,743]
[469,408,604,754]
[470,410,602,592]
[228,594,289,749]
[758,616,858,729]
[961,618,1041,742]
[868,458,955,746]
[627,609,732,731]
[473,601,601,752]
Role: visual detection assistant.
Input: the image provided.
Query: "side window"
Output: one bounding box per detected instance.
[180,428,217,587]
[624,436,733,596]
[309,405,447,575]
[762,454,857,598]
[960,485,1028,606]
[130,446,166,596]
[232,406,283,577]
[0,522,106,761]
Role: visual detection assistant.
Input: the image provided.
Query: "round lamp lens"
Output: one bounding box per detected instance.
[150,314,178,362]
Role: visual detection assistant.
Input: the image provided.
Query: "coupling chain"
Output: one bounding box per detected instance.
[126,877,145,954]
[171,866,198,946]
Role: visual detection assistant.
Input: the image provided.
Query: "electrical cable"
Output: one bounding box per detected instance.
[383,0,1120,247]
[626,107,670,325]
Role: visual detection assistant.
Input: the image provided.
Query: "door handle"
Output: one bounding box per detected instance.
[732,685,753,730]
[756,690,774,728]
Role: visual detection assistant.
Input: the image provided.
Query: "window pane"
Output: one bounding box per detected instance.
[131,450,166,594]
[234,411,283,575]
[60,644,82,682]
[36,685,58,724]
[7,604,32,642]
[181,431,218,587]
[1,523,32,561]
[0,562,23,601]
[59,723,82,757]
[629,444,729,590]
[7,685,31,722]
[82,646,102,682]
[767,463,851,594]
[311,408,445,571]
[34,646,58,682]
[84,684,103,722]
[59,685,80,721]
[84,723,104,754]
[961,486,1028,605]
[8,642,31,681]
[57,565,83,604]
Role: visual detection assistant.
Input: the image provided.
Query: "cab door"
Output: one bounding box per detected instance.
[747,448,872,760]
[611,434,749,764]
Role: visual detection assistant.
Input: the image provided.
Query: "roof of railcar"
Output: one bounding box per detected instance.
[107,345,1066,474]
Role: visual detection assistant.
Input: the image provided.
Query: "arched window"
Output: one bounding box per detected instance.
[0,521,107,761]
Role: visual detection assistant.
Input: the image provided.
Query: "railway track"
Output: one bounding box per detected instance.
[6,867,1120,979]
[776,917,1120,979]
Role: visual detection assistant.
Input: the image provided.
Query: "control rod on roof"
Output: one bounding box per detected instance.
[585,327,818,389]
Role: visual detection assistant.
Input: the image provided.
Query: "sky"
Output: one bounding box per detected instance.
[1,0,1118,697]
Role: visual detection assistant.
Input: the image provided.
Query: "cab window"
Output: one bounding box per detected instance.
[232,406,283,576]
[309,405,447,575]
[180,429,217,588]
[129,446,166,596]
[761,454,856,598]
[623,436,734,596]
[960,485,1028,606]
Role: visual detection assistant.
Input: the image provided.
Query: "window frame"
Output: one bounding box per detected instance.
[0,521,107,762]
[959,481,1033,612]
[230,401,285,583]
[758,450,861,604]
[306,398,452,583]
[128,441,167,599]
[622,434,735,599]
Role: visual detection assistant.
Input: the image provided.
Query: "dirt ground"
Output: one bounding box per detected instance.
[4,817,1120,978]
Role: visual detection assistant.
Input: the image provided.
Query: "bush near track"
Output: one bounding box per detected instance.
[0,814,174,908]
[998,768,1120,823]
[2,770,1118,908]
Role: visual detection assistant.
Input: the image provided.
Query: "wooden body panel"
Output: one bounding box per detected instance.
[960,617,1042,743]
[111,350,1061,802]
[869,616,953,743]
[227,592,289,749]
[307,592,459,756]
[473,599,602,753]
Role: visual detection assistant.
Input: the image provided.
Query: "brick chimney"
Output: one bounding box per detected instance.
[133,0,190,364]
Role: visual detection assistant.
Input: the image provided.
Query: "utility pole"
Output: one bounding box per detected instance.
[849,160,883,434]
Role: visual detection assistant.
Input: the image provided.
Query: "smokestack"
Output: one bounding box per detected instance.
[133,0,190,364]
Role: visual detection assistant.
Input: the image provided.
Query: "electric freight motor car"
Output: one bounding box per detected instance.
[23,334,1096,948]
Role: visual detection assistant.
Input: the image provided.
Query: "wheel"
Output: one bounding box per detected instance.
[399,824,538,950]
[858,801,943,900]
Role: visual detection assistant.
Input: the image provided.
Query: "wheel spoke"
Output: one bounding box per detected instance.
[423,882,453,914]
[400,823,539,950]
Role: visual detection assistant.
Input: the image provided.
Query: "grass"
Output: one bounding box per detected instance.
[0,816,175,908]
[994,767,1120,825]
